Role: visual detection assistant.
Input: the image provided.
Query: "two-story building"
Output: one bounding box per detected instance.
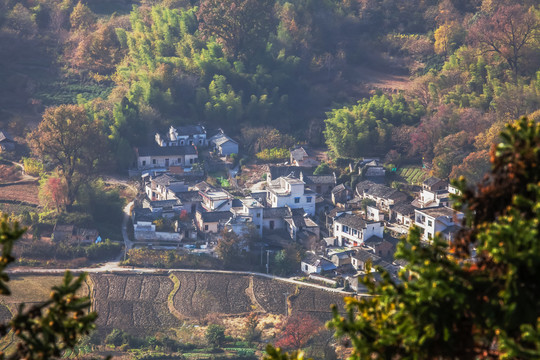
[390,203,418,228]
[414,205,464,242]
[284,208,319,241]
[266,176,316,216]
[301,173,336,195]
[136,145,198,170]
[332,212,384,247]
[331,183,353,206]
[356,182,408,212]
[145,173,189,200]
[229,197,264,237]
[422,177,448,192]
[195,209,233,233]
[155,125,207,147]
[199,190,234,212]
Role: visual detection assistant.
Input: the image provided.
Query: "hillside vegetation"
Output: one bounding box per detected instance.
[0,0,537,186]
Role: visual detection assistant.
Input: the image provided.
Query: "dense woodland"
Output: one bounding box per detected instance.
[1,0,539,181]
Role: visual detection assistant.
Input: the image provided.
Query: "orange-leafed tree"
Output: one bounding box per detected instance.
[468,4,539,75]
[275,313,322,350]
[28,104,106,208]
[39,175,69,213]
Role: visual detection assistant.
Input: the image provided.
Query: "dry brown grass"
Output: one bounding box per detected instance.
[0,165,22,183]
[1,275,89,304]
[0,182,39,205]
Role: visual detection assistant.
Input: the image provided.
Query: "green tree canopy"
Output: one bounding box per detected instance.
[324,94,424,158]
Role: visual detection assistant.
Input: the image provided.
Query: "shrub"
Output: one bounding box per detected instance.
[105,329,128,347]
[255,148,289,162]
[206,324,226,349]
[22,157,44,177]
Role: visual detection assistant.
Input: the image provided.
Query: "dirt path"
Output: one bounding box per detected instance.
[352,65,412,92]
[7,266,365,296]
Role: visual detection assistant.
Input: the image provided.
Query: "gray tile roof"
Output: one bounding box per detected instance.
[175,191,202,202]
[334,213,368,229]
[353,249,381,264]
[268,166,313,180]
[364,184,406,201]
[199,210,232,223]
[303,175,335,185]
[331,183,350,194]
[133,208,156,223]
[152,174,180,186]
[211,133,238,146]
[175,125,206,136]
[416,206,457,218]
[137,145,197,157]
[263,207,291,218]
[302,253,336,271]
[363,236,385,245]
[392,203,417,216]
[0,131,13,143]
[149,199,181,208]
[365,167,386,177]
[423,176,443,187]
[355,180,377,195]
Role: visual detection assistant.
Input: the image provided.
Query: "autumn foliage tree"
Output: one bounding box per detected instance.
[197,0,276,59]
[69,1,96,32]
[468,4,540,75]
[39,175,69,213]
[27,105,106,208]
[274,313,322,350]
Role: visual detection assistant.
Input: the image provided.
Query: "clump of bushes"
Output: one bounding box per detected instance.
[255,148,289,162]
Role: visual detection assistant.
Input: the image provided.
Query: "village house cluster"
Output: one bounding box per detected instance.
[130,125,464,291]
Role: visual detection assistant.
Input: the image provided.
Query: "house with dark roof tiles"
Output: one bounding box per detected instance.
[136,145,198,170]
[332,212,384,247]
[0,131,15,152]
[155,125,207,147]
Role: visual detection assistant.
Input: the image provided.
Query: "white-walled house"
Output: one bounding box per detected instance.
[136,145,198,170]
[301,252,336,274]
[391,203,417,228]
[195,209,233,233]
[422,177,448,192]
[266,176,316,216]
[145,173,189,200]
[155,125,207,147]
[209,130,239,156]
[356,181,408,212]
[199,190,234,212]
[229,197,264,237]
[332,212,384,247]
[414,206,464,242]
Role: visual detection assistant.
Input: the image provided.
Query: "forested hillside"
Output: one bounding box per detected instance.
[0,0,539,181]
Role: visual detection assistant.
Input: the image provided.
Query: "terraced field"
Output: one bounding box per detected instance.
[5,273,347,336]
[396,165,428,185]
[91,274,180,335]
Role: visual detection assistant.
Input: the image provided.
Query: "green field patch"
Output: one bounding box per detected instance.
[396,165,426,185]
